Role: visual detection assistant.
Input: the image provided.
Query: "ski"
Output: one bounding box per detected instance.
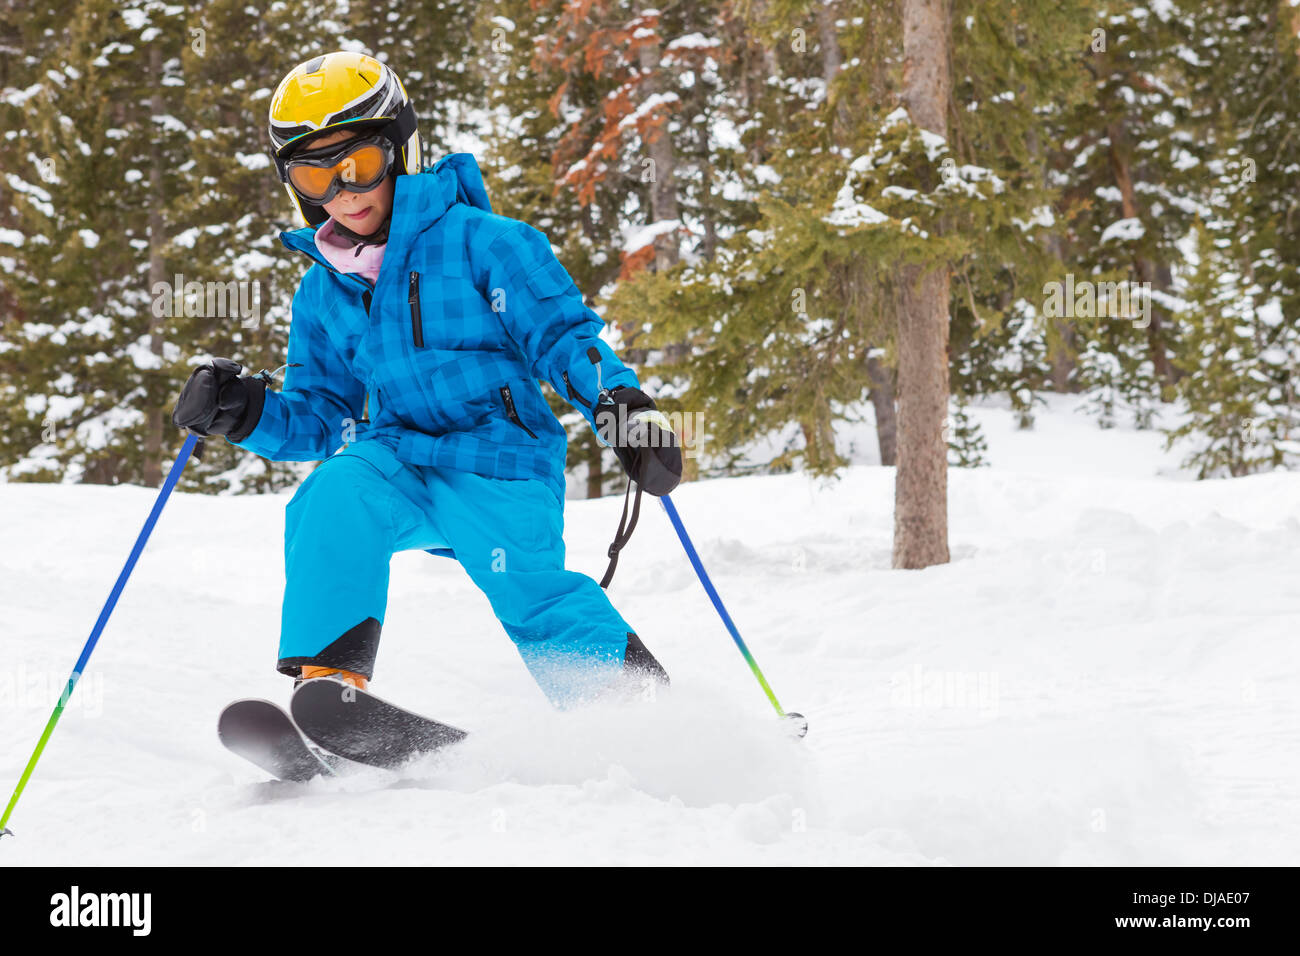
[289,678,468,771]
[218,698,338,782]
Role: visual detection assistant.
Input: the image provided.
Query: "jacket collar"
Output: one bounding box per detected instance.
[278,152,494,274]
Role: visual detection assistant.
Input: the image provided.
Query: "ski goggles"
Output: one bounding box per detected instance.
[283,136,395,205]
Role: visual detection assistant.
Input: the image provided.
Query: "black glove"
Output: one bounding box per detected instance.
[596,386,682,496]
[172,358,266,442]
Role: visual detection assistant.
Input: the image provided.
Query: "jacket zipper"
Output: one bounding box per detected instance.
[408,271,424,348]
[356,289,375,424]
[499,385,538,439]
[561,371,592,409]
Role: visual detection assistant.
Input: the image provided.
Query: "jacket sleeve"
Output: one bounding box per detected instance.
[229,278,366,461]
[479,221,639,433]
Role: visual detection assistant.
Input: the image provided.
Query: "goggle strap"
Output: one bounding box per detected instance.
[381,101,417,158]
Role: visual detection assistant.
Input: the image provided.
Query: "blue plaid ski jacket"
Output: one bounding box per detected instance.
[232,153,639,503]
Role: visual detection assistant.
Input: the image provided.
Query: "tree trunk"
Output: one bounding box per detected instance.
[893,0,951,570]
[636,9,679,273]
[697,116,717,262]
[867,350,897,465]
[1043,230,1077,391]
[144,43,165,488]
[1026,122,1076,392]
[1106,120,1175,388]
[817,0,852,141]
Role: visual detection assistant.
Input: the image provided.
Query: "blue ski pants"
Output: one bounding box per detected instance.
[275,439,635,706]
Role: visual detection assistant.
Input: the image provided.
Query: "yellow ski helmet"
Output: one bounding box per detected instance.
[268,51,421,226]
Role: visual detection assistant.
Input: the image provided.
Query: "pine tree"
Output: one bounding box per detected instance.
[0,0,192,486]
[1165,2,1300,476]
[1167,222,1285,476]
[609,0,890,477]
[1060,2,1214,421]
[947,395,988,468]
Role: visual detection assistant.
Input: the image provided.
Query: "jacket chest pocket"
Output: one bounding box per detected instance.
[408,269,514,352]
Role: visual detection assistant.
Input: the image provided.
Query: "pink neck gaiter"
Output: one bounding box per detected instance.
[313,218,386,285]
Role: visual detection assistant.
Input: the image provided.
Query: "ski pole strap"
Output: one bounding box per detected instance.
[599,477,643,589]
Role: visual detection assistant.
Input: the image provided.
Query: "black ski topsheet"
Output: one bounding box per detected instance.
[289,678,468,771]
[218,698,337,782]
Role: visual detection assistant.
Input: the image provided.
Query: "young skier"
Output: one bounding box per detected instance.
[172,51,682,708]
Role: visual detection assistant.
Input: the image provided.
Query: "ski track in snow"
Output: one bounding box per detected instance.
[1,399,1298,865]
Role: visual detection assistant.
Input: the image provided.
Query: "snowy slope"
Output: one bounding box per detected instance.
[2,399,1298,865]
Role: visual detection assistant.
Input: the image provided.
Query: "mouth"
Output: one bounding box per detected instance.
[343,207,371,221]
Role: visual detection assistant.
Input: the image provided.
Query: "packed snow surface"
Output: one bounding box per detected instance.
[2,397,1297,864]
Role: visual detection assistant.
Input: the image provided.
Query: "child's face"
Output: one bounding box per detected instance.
[304,129,396,236]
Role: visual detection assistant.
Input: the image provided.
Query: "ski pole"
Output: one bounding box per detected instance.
[659,493,807,737]
[0,431,201,838]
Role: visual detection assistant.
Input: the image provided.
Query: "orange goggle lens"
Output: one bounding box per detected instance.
[286,142,392,202]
